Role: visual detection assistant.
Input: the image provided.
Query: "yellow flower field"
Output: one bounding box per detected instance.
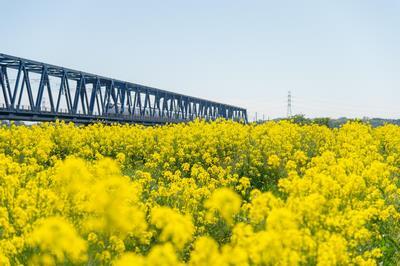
[0,120,399,265]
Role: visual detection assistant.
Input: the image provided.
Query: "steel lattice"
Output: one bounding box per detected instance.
[0,53,247,124]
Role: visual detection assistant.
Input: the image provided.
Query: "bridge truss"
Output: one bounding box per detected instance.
[0,53,247,124]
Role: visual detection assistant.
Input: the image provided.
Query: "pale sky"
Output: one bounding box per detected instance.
[1,0,399,120]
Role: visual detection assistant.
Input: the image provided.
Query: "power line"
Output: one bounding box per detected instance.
[293,97,397,113]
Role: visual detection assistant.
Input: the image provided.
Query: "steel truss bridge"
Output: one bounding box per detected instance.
[0,53,247,124]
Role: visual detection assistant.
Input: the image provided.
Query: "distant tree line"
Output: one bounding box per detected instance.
[254,114,400,128]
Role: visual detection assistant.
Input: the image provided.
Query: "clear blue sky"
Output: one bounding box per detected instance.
[1,0,399,119]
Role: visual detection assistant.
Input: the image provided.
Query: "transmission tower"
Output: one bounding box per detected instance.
[287,91,292,118]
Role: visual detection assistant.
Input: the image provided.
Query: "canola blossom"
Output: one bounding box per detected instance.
[0,120,399,265]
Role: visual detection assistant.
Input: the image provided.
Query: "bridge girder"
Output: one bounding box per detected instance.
[0,53,248,124]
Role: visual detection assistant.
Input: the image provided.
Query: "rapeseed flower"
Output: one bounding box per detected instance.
[0,120,398,264]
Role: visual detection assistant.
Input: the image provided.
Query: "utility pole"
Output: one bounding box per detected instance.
[42,96,47,111]
[287,91,292,118]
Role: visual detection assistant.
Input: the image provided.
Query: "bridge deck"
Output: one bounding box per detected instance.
[0,53,247,124]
